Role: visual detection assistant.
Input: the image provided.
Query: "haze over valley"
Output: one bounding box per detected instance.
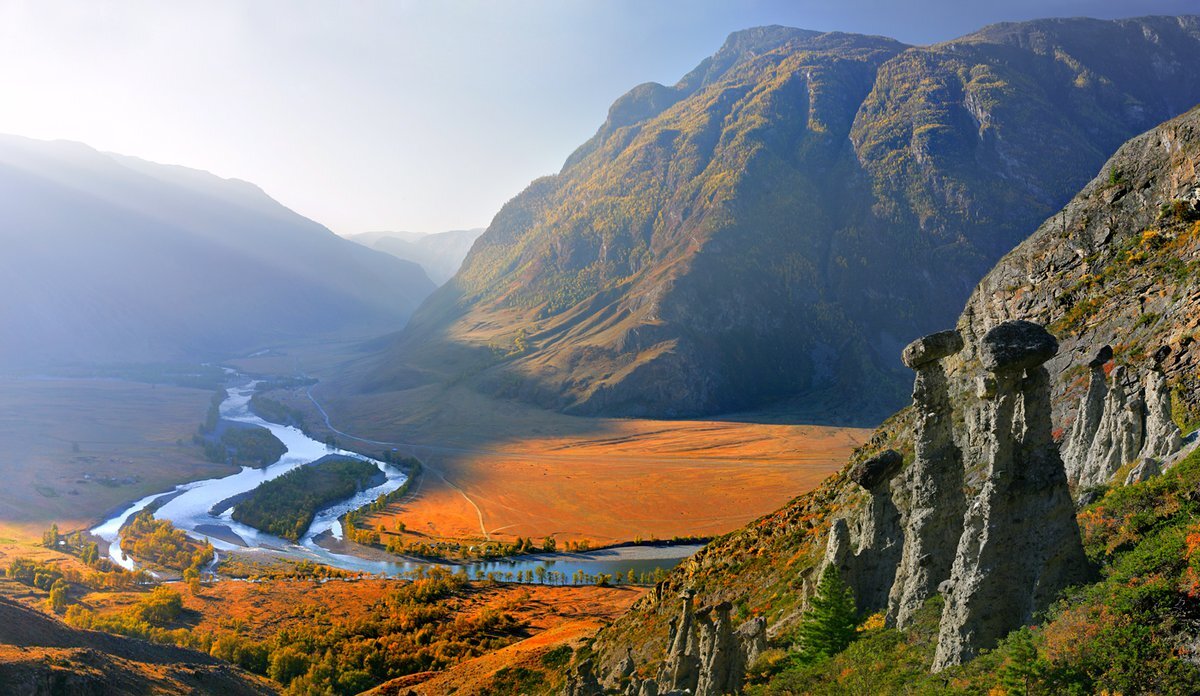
[2,3,1200,695]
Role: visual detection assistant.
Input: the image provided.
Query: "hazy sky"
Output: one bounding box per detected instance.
[0,1,1192,235]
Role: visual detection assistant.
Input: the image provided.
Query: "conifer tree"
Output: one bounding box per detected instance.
[797,565,857,660]
[999,627,1042,695]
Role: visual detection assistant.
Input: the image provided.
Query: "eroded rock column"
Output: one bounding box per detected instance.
[662,589,699,693]
[1079,365,1145,487]
[933,321,1089,671]
[1061,345,1112,484]
[822,448,904,614]
[1142,367,1184,461]
[887,330,965,628]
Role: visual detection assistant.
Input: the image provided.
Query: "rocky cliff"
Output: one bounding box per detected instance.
[367,16,1200,420]
[573,98,1200,693]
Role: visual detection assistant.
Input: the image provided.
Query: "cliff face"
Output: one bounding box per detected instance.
[371,16,1200,420]
[579,100,1200,691]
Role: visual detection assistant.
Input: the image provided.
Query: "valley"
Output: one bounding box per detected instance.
[267,377,867,548]
[0,376,232,542]
[3,7,1199,696]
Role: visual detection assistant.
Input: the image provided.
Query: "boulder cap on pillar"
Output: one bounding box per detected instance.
[901,330,965,369]
[848,449,903,491]
[980,320,1058,374]
[1087,344,1114,369]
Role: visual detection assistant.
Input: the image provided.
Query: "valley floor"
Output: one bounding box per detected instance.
[261,379,868,549]
[0,376,229,541]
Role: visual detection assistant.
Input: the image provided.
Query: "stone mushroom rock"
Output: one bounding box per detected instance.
[1088,344,1114,368]
[933,322,1088,671]
[979,320,1059,373]
[901,330,965,369]
[888,328,966,629]
[848,450,903,491]
[694,602,738,696]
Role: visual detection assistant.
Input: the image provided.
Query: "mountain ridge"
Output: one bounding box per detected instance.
[574,97,1200,695]
[360,15,1200,420]
[0,135,435,369]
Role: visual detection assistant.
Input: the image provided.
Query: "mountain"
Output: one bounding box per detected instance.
[0,136,435,369]
[365,16,1200,420]
[348,228,484,284]
[569,103,1200,693]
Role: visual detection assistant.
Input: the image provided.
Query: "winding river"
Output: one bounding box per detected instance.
[92,382,700,582]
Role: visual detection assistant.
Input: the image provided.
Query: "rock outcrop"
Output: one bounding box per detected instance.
[1061,346,1113,482]
[1061,352,1184,488]
[597,590,766,696]
[566,659,604,696]
[824,448,905,613]
[888,330,965,628]
[1143,369,1185,461]
[932,322,1089,670]
[819,322,1090,670]
[1125,458,1162,485]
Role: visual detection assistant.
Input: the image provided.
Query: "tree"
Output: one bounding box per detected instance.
[48,578,69,613]
[184,567,203,596]
[999,627,1044,695]
[81,541,99,566]
[796,565,857,661]
[42,523,59,548]
[542,536,556,552]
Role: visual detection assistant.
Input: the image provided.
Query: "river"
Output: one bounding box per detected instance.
[91,381,700,582]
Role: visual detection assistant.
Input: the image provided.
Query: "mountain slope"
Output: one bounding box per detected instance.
[577,101,1200,693]
[0,596,274,695]
[349,228,484,284]
[0,135,434,369]
[370,16,1200,419]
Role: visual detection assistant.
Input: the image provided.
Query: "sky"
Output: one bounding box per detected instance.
[0,1,1193,235]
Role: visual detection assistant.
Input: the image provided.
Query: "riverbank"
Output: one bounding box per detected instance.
[92,378,703,584]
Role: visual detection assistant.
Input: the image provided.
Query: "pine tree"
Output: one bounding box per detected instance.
[797,565,858,661]
[999,627,1042,695]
